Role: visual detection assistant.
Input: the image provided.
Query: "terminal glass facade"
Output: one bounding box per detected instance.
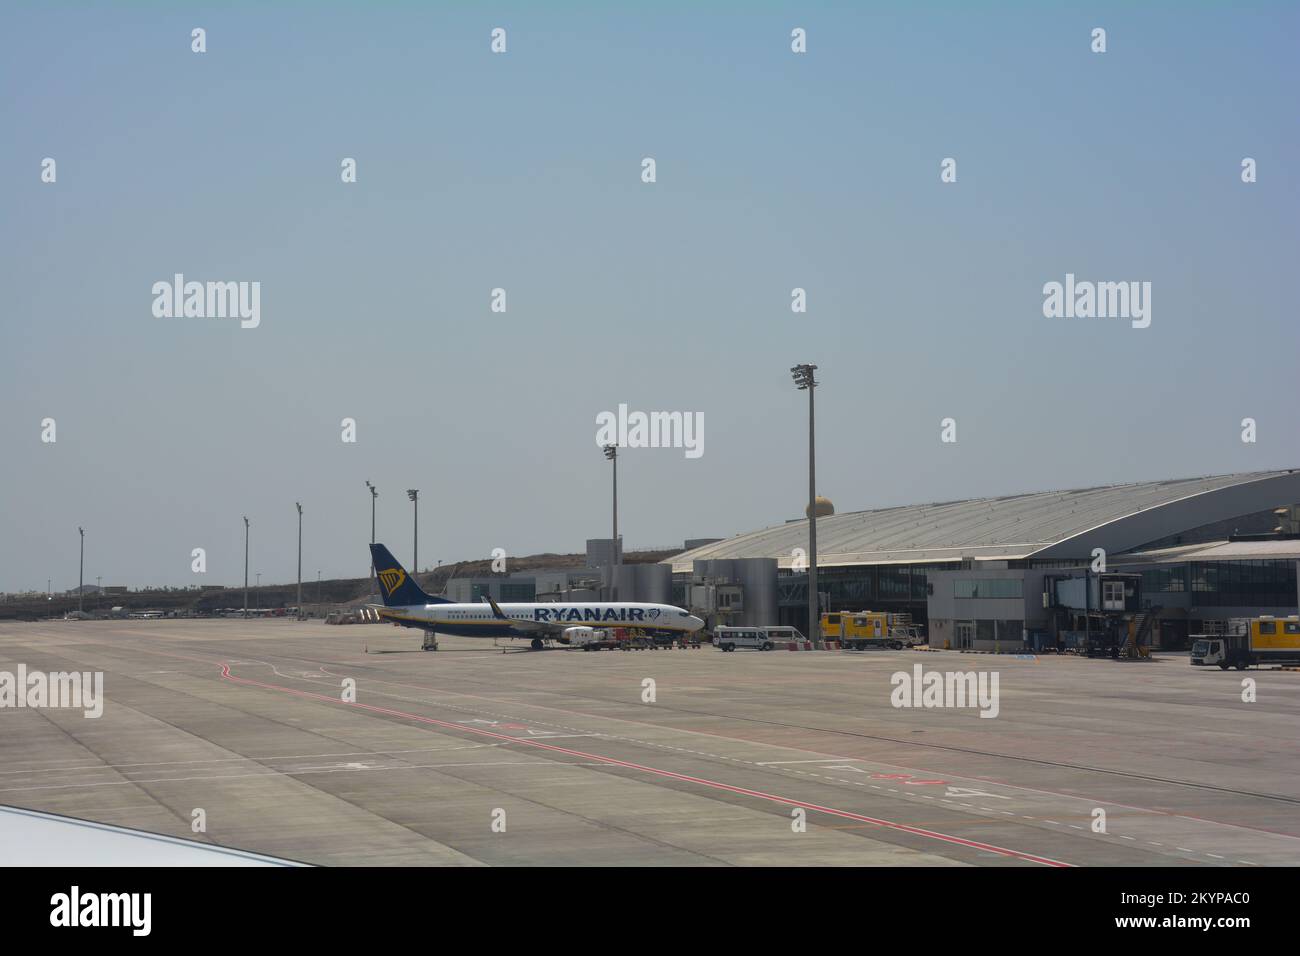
[774,564,953,628]
[1140,566,1187,594]
[1189,560,1295,607]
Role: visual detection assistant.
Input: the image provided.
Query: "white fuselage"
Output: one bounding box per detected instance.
[378,601,704,638]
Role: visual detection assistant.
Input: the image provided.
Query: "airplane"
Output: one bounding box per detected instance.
[367,543,705,650]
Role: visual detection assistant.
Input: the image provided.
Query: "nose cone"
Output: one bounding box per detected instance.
[688,615,705,632]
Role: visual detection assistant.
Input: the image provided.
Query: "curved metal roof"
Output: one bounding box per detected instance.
[667,470,1300,572]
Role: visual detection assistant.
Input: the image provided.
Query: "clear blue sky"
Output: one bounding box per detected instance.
[2,2,1296,590]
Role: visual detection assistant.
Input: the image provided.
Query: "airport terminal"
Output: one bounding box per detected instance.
[664,469,1300,652]
[425,469,1300,656]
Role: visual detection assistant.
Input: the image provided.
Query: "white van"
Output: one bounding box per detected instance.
[714,626,804,652]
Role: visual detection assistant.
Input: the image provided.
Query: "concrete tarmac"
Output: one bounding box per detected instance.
[2,619,1298,866]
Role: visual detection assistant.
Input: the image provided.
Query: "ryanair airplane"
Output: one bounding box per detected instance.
[368,543,704,650]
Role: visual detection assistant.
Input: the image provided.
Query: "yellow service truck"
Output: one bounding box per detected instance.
[1191,616,1300,669]
[821,611,923,650]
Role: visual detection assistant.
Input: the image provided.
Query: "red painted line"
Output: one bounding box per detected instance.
[218,663,1072,867]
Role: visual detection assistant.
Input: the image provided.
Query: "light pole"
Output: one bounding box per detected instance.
[316,569,322,606]
[96,576,101,610]
[407,489,419,577]
[603,444,619,601]
[243,516,249,618]
[365,481,378,582]
[256,572,261,610]
[296,502,303,617]
[791,363,821,648]
[77,527,84,614]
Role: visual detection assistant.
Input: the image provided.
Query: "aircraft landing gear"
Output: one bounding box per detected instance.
[530,638,545,651]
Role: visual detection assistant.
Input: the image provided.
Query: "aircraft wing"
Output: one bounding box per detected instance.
[484,596,565,636]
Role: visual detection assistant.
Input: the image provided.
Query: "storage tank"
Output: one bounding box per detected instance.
[613,563,671,604]
[735,558,778,626]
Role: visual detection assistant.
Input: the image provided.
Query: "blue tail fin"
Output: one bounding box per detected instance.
[369,543,449,606]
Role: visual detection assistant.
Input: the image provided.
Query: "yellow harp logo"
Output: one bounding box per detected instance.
[378,567,405,595]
